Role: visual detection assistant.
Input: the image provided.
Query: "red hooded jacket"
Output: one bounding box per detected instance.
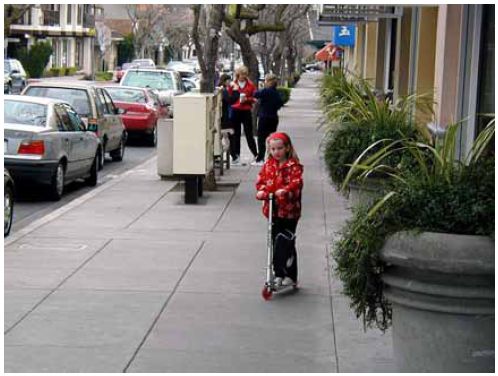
[255,157,304,219]
[228,79,257,112]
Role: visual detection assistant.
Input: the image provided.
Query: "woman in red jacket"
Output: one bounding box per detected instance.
[228,65,258,165]
[256,132,303,287]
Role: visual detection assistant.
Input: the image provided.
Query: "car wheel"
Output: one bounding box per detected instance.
[85,153,98,187]
[148,124,157,147]
[4,184,14,237]
[49,162,65,201]
[110,136,125,162]
[98,144,105,170]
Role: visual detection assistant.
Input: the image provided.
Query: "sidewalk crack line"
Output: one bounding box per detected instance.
[123,240,206,372]
[4,238,114,335]
[321,155,341,373]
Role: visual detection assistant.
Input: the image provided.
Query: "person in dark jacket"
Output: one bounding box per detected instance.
[252,73,284,165]
[218,74,239,158]
[219,74,239,130]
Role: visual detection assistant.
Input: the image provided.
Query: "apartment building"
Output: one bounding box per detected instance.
[6,4,101,74]
[319,4,495,159]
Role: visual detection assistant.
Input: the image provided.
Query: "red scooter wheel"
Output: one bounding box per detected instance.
[261,286,273,301]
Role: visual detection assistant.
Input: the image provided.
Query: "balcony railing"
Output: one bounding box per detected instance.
[83,13,95,28]
[42,10,60,26]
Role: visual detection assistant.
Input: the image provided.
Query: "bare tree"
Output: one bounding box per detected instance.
[126,5,169,59]
[4,4,33,35]
[224,5,310,83]
[191,4,225,93]
[160,6,193,61]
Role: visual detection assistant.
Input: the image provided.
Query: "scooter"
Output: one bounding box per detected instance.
[261,193,298,301]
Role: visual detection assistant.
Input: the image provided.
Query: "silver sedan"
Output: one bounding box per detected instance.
[4,95,101,201]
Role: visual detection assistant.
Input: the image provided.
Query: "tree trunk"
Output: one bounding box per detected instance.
[193,5,225,93]
[226,25,259,83]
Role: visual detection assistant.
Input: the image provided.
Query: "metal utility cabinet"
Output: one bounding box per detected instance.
[172,91,221,203]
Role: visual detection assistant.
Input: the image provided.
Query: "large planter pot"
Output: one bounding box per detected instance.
[380,231,494,372]
[348,178,385,207]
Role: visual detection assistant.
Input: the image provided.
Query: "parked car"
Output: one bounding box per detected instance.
[102,86,168,146]
[4,59,27,93]
[4,168,15,237]
[120,69,185,117]
[182,78,199,92]
[131,59,156,69]
[22,81,127,169]
[4,96,100,200]
[4,69,12,94]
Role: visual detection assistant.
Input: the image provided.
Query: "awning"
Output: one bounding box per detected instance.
[315,43,343,62]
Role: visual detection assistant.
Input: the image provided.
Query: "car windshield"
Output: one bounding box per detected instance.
[105,87,146,103]
[4,100,47,127]
[121,71,174,91]
[24,87,91,117]
[4,61,12,72]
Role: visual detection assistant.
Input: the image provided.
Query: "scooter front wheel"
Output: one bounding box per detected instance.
[261,286,273,301]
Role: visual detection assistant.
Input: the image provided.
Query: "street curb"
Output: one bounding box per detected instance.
[5,156,161,247]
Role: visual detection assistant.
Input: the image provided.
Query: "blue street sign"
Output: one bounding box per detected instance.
[332,25,356,46]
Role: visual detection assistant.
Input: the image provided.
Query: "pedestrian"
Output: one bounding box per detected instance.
[255,132,303,287]
[218,73,238,155]
[251,73,284,166]
[228,65,258,165]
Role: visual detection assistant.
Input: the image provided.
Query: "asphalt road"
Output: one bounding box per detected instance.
[11,138,157,234]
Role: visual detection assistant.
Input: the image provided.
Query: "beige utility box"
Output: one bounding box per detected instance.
[173,92,221,176]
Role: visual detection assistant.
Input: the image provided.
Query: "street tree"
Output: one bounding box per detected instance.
[161,6,193,61]
[4,4,32,35]
[255,5,311,84]
[191,4,225,93]
[223,4,310,83]
[126,4,169,59]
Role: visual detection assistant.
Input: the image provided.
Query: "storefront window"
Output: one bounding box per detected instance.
[476,4,494,136]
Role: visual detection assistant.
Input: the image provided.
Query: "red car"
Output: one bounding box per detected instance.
[103,86,168,146]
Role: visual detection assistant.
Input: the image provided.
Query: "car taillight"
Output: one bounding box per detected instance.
[18,140,45,155]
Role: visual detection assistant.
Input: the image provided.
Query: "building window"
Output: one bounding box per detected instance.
[52,39,60,67]
[77,5,83,26]
[67,5,72,25]
[42,4,60,26]
[476,4,495,136]
[62,39,69,67]
[75,39,85,69]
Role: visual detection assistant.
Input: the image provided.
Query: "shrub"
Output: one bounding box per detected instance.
[333,119,495,331]
[95,71,113,81]
[64,67,78,76]
[277,86,291,105]
[17,41,53,78]
[320,71,433,188]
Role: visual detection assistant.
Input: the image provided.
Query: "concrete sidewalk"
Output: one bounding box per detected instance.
[4,73,394,372]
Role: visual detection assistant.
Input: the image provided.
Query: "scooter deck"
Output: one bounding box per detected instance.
[265,282,299,293]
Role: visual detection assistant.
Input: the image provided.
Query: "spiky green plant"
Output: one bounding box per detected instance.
[319,71,433,188]
[333,118,495,331]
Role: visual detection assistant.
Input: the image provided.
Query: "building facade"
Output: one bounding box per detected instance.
[6,4,100,75]
[319,4,495,159]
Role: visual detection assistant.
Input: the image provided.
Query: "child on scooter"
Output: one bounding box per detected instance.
[255,132,303,287]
